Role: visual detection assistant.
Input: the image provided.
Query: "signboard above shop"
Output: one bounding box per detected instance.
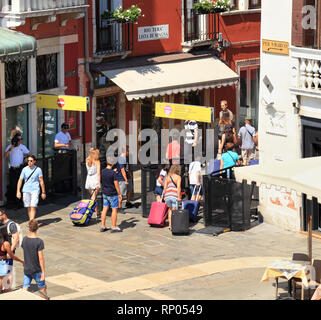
[138,24,169,42]
[36,94,88,112]
[155,102,214,123]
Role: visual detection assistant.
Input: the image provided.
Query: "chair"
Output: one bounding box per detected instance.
[291,253,311,300]
[275,253,310,299]
[309,260,321,300]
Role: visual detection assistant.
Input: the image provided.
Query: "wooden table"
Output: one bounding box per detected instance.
[261,260,312,299]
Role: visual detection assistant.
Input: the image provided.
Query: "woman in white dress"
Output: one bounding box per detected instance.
[85,148,101,215]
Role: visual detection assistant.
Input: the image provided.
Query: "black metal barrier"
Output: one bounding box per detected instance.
[36,149,77,196]
[141,164,159,218]
[203,167,257,232]
[51,149,78,195]
[141,161,190,218]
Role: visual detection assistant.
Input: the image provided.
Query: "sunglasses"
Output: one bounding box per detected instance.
[27,159,35,162]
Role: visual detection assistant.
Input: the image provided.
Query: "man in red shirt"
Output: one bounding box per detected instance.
[165,132,181,164]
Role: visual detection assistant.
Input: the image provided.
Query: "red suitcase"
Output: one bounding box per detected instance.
[147,202,168,227]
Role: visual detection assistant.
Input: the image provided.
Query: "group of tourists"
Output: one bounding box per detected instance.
[84,145,134,233]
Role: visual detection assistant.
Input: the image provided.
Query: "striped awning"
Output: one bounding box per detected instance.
[101,56,239,101]
[0,27,37,63]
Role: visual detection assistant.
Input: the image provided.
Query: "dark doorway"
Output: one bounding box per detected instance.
[302,118,321,233]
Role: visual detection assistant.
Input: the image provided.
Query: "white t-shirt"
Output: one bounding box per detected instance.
[54,131,71,149]
[188,161,201,185]
[156,169,167,187]
[5,144,30,168]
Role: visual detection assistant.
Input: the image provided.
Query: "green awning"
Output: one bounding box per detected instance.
[0,27,37,63]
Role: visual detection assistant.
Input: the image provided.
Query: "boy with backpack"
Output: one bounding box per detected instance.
[21,219,48,299]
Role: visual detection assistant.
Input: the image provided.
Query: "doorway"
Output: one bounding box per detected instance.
[302,119,321,233]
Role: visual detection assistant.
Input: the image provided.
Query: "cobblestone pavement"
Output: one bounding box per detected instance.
[2,194,321,301]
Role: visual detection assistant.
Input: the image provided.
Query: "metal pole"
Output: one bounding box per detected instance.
[82,111,86,162]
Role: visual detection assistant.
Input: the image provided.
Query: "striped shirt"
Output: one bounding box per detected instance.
[164,176,178,200]
[184,120,198,145]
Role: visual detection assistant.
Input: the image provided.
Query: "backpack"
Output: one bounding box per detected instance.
[7,221,23,248]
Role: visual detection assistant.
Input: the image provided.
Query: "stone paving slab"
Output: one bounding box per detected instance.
[4,195,321,300]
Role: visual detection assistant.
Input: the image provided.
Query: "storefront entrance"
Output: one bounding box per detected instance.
[302,117,321,233]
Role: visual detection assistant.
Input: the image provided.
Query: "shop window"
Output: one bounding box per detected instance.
[36,53,58,92]
[5,60,28,98]
[6,104,29,148]
[239,66,260,129]
[96,95,118,156]
[37,108,58,158]
[249,0,261,9]
[66,111,80,138]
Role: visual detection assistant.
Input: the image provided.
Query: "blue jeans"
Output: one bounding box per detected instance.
[103,194,119,209]
[165,197,178,209]
[23,272,46,289]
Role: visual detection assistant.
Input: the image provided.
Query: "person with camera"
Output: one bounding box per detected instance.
[4,132,31,207]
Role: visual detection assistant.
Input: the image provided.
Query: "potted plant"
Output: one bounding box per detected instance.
[102,5,142,23]
[193,0,214,15]
[211,0,231,13]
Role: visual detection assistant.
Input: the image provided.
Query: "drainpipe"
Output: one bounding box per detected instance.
[83,0,94,162]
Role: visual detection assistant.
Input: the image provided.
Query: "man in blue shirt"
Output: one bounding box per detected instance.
[238,118,258,166]
[16,155,46,221]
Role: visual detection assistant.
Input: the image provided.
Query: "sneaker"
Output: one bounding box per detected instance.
[110,226,122,233]
[125,202,133,208]
[100,227,108,232]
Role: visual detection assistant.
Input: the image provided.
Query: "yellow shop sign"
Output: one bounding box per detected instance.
[36,94,88,112]
[155,102,213,123]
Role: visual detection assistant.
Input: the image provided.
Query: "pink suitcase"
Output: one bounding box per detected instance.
[147,202,168,227]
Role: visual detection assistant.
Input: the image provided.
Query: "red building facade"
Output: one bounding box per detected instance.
[88,0,261,158]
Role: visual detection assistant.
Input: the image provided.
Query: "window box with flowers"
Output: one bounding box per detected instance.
[193,0,231,15]
[101,5,142,23]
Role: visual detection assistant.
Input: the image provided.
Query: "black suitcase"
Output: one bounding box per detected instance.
[171,204,190,235]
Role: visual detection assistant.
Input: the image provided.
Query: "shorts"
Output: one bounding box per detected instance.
[0,260,11,276]
[165,197,178,209]
[23,191,40,208]
[119,181,127,196]
[241,148,256,165]
[190,185,203,196]
[154,186,163,196]
[23,272,46,289]
[102,194,119,209]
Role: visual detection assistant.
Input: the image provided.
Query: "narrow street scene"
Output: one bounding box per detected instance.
[0,0,321,311]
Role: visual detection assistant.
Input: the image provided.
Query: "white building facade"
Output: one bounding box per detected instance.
[259,0,321,233]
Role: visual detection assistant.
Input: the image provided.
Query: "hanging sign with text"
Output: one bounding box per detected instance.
[138,24,169,42]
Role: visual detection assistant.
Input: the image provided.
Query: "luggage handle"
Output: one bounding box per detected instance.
[192,185,201,200]
[90,188,99,201]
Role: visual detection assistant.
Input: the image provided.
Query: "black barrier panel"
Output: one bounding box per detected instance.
[52,149,77,195]
[203,172,255,231]
[141,165,159,218]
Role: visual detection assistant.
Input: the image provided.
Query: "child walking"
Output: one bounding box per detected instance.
[21,219,48,299]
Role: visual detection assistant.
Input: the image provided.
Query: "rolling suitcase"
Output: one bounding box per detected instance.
[183,186,201,222]
[69,189,98,226]
[171,203,190,235]
[147,201,168,227]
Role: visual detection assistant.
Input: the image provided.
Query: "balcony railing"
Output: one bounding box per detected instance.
[290,47,321,97]
[184,9,220,44]
[0,0,86,13]
[96,19,134,56]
